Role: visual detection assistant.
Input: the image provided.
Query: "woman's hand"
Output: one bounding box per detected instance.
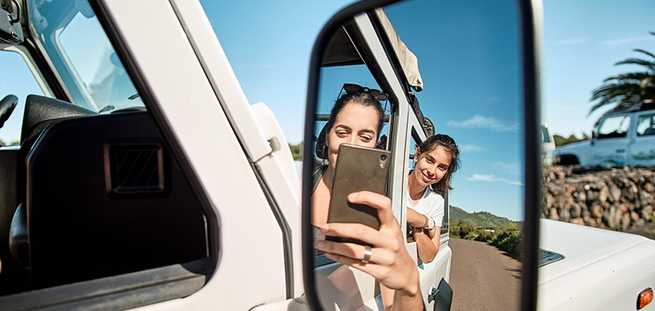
[314,191,420,298]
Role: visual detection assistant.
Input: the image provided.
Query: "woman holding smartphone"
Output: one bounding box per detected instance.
[406,134,460,264]
[312,85,425,310]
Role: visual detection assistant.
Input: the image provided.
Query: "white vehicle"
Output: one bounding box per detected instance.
[554,105,655,167]
[539,219,655,311]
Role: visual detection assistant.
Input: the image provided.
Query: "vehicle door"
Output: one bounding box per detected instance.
[628,111,655,166]
[0,0,291,309]
[590,113,632,166]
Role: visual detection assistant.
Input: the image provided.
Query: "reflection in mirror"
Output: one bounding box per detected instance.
[308,1,524,310]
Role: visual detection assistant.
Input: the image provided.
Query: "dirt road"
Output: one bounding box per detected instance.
[449,238,521,311]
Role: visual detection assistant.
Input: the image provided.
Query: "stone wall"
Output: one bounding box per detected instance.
[544,166,655,231]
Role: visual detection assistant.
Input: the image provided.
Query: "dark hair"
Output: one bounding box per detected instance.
[316,91,385,159]
[416,134,460,195]
[326,91,385,135]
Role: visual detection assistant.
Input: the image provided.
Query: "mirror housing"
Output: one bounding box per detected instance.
[302,0,543,310]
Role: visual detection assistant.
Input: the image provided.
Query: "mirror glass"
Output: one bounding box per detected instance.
[307,0,525,310]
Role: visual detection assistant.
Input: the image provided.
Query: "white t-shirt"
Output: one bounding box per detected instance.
[406,186,444,228]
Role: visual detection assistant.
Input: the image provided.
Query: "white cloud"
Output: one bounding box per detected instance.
[600,36,653,46]
[493,161,520,176]
[468,174,523,186]
[460,144,485,153]
[553,38,586,47]
[447,115,518,132]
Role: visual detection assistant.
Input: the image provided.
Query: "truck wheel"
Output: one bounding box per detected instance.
[556,154,579,166]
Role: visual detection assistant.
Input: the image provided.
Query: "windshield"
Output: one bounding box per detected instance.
[27,0,143,113]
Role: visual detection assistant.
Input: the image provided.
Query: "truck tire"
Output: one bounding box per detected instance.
[557,154,580,166]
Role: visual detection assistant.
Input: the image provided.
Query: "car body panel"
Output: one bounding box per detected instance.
[539,219,655,311]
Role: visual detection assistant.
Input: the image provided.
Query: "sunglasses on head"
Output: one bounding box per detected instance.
[341,83,389,102]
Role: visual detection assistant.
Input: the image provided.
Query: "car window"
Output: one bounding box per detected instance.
[636,113,655,136]
[597,115,630,139]
[312,31,396,267]
[541,126,552,143]
[28,0,144,113]
[0,51,44,146]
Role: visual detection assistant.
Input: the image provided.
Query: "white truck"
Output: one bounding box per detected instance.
[554,105,655,167]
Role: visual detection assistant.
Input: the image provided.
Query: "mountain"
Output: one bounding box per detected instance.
[450,206,519,229]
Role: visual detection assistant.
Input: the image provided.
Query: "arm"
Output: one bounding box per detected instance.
[407,208,441,263]
[413,227,440,263]
[315,191,425,311]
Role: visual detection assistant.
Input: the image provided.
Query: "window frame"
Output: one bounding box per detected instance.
[595,114,631,140]
[636,112,655,137]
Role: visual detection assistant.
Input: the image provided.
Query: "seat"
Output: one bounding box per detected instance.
[23,111,208,289]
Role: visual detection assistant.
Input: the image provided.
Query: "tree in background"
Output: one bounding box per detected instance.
[289,143,303,161]
[553,133,589,147]
[590,31,655,114]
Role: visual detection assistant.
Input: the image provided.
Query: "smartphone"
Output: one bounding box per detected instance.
[327,144,391,240]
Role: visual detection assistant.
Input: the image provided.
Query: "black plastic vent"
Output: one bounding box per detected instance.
[104,143,165,194]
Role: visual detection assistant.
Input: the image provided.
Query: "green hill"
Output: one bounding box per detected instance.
[450,206,519,229]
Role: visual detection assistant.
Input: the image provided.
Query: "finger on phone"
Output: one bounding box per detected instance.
[347,191,395,226]
[321,223,396,249]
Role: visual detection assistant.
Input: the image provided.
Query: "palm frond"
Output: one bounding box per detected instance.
[634,48,655,60]
[615,58,655,71]
[603,72,653,83]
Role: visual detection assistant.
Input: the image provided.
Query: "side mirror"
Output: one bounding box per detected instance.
[302,0,542,310]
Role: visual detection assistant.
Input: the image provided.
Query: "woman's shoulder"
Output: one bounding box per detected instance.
[425,187,444,199]
[425,188,445,205]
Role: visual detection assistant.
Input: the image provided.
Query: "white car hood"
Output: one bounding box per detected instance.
[538,219,655,310]
[553,140,590,155]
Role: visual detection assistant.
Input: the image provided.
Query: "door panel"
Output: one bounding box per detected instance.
[629,112,655,166]
[591,114,631,166]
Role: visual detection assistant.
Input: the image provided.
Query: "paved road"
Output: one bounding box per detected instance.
[449,238,521,311]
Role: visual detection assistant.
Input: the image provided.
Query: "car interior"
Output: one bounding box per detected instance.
[0,94,209,294]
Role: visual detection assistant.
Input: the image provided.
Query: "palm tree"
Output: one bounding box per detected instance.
[590,31,655,114]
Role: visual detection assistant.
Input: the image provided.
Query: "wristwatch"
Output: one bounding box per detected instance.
[425,215,435,231]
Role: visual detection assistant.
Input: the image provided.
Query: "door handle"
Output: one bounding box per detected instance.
[616,149,626,153]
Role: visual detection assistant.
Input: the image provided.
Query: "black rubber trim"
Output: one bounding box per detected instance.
[22,38,70,101]
[303,1,401,310]
[251,162,295,298]
[0,259,210,310]
[518,1,542,310]
[89,0,219,288]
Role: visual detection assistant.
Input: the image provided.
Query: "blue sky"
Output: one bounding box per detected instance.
[543,0,655,137]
